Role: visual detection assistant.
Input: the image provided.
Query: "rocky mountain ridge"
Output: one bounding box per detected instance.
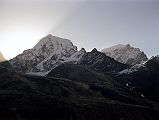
[101,44,148,65]
[9,35,131,75]
[7,34,155,77]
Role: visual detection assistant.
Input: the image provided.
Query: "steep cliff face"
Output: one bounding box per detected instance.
[102,44,148,65]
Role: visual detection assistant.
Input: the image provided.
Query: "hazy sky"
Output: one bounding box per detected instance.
[0,0,159,59]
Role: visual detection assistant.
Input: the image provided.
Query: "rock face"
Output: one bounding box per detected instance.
[101,44,148,65]
[0,51,5,62]
[9,34,78,73]
[79,48,129,73]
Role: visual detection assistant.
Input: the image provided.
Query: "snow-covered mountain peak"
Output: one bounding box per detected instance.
[9,34,78,72]
[101,44,148,65]
[33,34,77,54]
[32,34,78,58]
[102,44,126,52]
[102,44,134,52]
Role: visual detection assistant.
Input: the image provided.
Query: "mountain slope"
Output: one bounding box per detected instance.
[116,55,159,102]
[101,44,148,65]
[0,65,159,119]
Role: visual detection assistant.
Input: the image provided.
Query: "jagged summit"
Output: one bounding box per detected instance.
[91,48,98,53]
[80,48,86,52]
[79,48,128,73]
[101,44,148,65]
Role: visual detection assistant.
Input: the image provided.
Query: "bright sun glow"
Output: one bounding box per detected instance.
[0,1,84,60]
[0,25,48,60]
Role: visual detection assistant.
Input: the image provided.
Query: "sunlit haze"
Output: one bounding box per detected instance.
[0,0,159,60]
